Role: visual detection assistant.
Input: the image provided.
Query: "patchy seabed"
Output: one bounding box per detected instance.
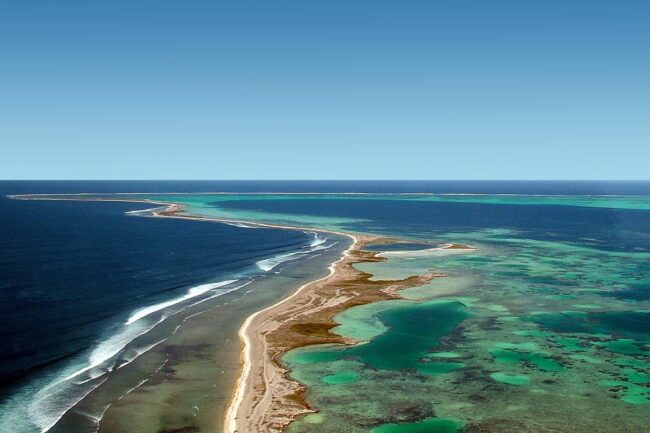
[283,230,650,433]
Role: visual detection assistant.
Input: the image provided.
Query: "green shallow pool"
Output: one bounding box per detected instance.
[370,418,462,433]
[321,371,360,385]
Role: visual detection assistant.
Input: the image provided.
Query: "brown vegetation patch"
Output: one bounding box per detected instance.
[289,322,338,338]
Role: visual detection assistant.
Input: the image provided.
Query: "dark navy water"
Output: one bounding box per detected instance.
[0,184,312,397]
[215,198,650,252]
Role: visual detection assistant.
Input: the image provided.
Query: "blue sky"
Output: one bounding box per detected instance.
[1,1,648,179]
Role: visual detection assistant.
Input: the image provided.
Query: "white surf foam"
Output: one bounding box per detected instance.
[64,319,159,382]
[309,233,327,247]
[116,338,168,371]
[29,375,110,433]
[256,233,332,272]
[255,252,303,272]
[60,280,238,384]
[186,281,252,309]
[310,241,336,252]
[223,222,257,229]
[125,279,237,325]
[124,206,165,216]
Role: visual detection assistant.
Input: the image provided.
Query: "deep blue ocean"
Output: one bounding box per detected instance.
[217,195,650,252]
[0,182,316,395]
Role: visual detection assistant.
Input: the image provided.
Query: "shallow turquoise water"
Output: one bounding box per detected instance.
[370,418,462,433]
